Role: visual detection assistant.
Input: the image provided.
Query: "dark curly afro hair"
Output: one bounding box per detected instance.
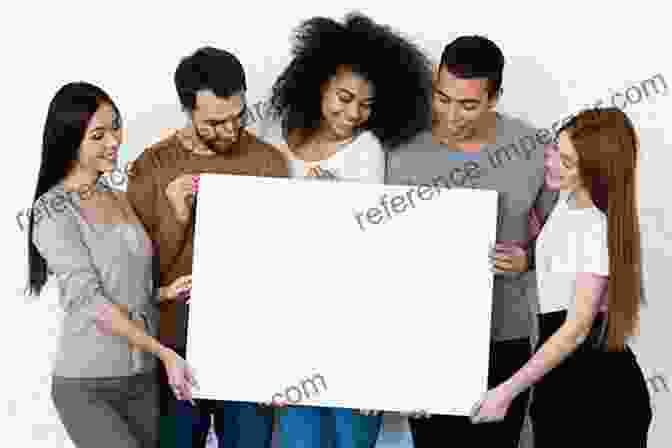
[268,12,434,151]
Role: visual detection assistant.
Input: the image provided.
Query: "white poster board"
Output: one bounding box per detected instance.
[186,174,498,416]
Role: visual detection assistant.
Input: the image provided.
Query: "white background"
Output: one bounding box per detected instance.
[2,1,669,447]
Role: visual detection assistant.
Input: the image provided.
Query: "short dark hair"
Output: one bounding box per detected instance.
[174,47,246,111]
[268,12,433,150]
[439,35,505,99]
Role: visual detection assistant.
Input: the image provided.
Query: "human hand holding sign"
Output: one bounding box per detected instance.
[159,274,193,303]
[490,242,528,274]
[165,174,199,224]
[469,384,514,423]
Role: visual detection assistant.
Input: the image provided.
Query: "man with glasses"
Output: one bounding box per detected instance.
[126,46,288,448]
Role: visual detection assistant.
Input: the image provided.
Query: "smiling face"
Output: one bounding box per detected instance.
[76,102,122,175]
[432,66,498,141]
[191,89,246,153]
[319,66,375,140]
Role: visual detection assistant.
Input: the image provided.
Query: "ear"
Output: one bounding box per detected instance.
[487,88,501,110]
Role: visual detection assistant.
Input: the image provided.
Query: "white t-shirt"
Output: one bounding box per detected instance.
[535,190,609,315]
[254,120,385,183]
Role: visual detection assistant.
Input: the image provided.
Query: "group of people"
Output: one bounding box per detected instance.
[25,11,653,448]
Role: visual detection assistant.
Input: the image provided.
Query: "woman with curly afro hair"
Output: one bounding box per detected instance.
[257,11,434,448]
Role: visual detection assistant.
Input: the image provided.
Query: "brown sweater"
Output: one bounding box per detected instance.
[126,127,288,348]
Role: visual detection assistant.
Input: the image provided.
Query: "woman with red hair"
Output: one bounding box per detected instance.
[470,107,653,446]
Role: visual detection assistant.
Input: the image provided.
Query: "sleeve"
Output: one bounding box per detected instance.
[354,132,386,183]
[576,216,609,276]
[127,149,191,283]
[31,200,116,334]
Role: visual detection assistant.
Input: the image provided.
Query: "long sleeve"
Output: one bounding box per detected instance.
[32,201,116,335]
[126,149,191,283]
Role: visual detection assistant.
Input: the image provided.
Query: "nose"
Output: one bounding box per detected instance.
[106,133,120,150]
[447,104,461,123]
[344,103,361,123]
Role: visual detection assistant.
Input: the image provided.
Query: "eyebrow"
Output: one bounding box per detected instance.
[336,88,375,102]
[434,88,480,104]
[205,105,247,123]
[88,126,106,134]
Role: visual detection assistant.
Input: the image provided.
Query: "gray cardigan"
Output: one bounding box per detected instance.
[31,179,159,378]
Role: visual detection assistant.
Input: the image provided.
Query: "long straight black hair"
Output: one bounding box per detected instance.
[25,82,121,298]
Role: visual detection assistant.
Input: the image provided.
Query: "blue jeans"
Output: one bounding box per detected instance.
[159,347,273,448]
[278,406,382,448]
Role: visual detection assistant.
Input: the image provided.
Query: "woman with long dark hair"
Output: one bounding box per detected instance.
[470,107,653,446]
[26,82,197,448]
[257,11,433,448]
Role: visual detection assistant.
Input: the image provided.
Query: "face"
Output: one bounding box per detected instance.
[76,103,121,175]
[432,66,497,140]
[191,90,246,153]
[556,131,583,192]
[543,143,561,190]
[319,66,375,140]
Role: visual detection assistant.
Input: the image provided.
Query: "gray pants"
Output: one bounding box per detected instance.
[51,372,160,448]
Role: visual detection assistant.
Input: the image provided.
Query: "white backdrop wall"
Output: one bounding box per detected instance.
[2,1,669,447]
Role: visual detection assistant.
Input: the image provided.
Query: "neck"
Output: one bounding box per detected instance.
[432,111,497,150]
[570,186,594,209]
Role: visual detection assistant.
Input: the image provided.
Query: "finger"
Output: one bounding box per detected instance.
[493,258,513,269]
[186,367,199,389]
[490,253,512,262]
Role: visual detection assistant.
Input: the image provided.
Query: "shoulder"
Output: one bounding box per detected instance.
[497,112,537,135]
[30,184,80,241]
[134,128,190,173]
[242,129,290,176]
[385,130,434,170]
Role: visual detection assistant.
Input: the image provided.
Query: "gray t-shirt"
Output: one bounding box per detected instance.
[31,180,159,377]
[386,112,556,341]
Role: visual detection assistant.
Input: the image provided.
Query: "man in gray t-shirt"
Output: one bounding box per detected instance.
[385,36,557,448]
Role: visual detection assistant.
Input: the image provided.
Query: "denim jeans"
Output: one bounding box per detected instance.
[278,406,382,448]
[159,347,273,448]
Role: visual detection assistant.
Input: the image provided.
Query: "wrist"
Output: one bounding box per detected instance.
[499,378,524,399]
[158,346,175,363]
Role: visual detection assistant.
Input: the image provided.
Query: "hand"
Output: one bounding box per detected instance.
[124,161,136,178]
[160,348,199,405]
[165,174,199,223]
[469,385,514,424]
[160,275,193,303]
[490,242,528,274]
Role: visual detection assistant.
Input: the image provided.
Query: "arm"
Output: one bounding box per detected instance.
[31,198,167,357]
[473,217,609,422]
[126,148,193,281]
[498,273,607,398]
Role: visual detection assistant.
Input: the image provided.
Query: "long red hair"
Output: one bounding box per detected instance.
[558,107,642,351]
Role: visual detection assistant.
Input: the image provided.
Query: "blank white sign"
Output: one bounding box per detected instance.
[187,174,498,416]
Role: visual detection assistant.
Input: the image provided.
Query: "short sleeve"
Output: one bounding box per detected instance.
[576,213,609,276]
[352,132,385,183]
[32,195,115,334]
